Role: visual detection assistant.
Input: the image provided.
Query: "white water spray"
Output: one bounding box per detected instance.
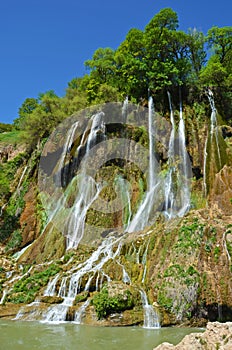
[177,100,190,216]
[164,92,176,218]
[127,97,160,232]
[140,289,160,328]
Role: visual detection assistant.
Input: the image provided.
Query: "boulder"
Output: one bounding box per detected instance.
[153,322,232,350]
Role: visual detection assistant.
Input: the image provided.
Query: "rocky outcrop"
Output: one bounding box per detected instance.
[153,322,232,350]
[18,223,66,264]
[0,144,25,163]
[0,145,14,162]
[0,108,232,327]
[20,185,39,246]
[209,165,232,215]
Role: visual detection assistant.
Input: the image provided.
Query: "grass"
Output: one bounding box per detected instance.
[0,130,24,146]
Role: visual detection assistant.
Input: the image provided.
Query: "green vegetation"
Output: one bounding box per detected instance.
[0,171,29,244]
[0,7,231,326]
[6,263,61,304]
[9,8,231,150]
[5,229,22,251]
[0,130,24,146]
[91,285,134,319]
[174,219,205,252]
[0,123,13,133]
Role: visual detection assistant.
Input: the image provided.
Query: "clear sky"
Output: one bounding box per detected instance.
[0,0,231,124]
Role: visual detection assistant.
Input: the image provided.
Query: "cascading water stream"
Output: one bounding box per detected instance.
[55,121,79,187]
[122,96,128,123]
[164,92,175,219]
[177,99,190,216]
[15,165,28,195]
[115,176,132,231]
[148,96,156,190]
[203,89,222,195]
[140,290,160,329]
[12,96,193,327]
[66,175,101,249]
[66,113,105,249]
[42,235,122,323]
[208,89,222,168]
[127,97,160,232]
[164,92,191,218]
[141,239,150,284]
[74,299,90,323]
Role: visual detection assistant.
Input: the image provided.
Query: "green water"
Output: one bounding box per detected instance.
[0,320,204,350]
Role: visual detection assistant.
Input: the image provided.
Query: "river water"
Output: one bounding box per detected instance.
[0,320,203,350]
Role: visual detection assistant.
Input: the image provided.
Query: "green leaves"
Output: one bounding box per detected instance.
[200,56,227,85]
[207,26,232,64]
[91,285,134,319]
[12,8,232,145]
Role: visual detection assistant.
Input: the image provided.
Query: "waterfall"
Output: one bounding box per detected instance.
[203,132,209,197]
[141,239,150,284]
[148,96,156,190]
[42,235,122,323]
[44,274,60,297]
[15,165,28,194]
[122,96,128,123]
[65,112,106,248]
[117,261,131,284]
[115,176,132,231]
[203,89,222,195]
[66,176,101,249]
[74,299,90,324]
[0,289,7,305]
[164,92,175,219]
[140,290,160,328]
[44,112,105,250]
[55,121,79,187]
[164,92,191,218]
[177,99,190,216]
[208,89,222,168]
[127,97,160,232]
[13,96,194,325]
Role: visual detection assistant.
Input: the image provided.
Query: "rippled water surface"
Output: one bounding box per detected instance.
[0,320,205,350]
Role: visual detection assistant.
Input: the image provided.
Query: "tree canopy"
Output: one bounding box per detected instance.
[13,8,232,148]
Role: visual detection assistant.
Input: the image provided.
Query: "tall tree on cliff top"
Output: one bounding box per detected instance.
[200,26,232,120]
[114,28,147,100]
[144,8,179,92]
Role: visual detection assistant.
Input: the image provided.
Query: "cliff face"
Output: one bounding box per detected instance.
[0,103,231,326]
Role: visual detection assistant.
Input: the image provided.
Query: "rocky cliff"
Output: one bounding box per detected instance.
[0,101,231,326]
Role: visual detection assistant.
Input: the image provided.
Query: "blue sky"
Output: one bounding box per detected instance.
[0,0,231,124]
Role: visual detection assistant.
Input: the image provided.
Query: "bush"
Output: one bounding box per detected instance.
[91,285,134,319]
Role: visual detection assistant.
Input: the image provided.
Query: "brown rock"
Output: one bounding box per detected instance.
[209,165,232,215]
[20,185,38,246]
[39,296,63,304]
[153,322,232,350]
[0,303,23,319]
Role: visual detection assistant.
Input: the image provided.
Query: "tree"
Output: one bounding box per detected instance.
[85,47,116,84]
[207,26,232,64]
[187,28,206,76]
[14,98,38,129]
[14,91,67,149]
[200,56,227,86]
[115,28,147,98]
[145,7,178,33]
[144,8,180,92]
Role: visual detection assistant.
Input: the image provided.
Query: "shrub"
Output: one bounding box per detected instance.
[91,285,134,319]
